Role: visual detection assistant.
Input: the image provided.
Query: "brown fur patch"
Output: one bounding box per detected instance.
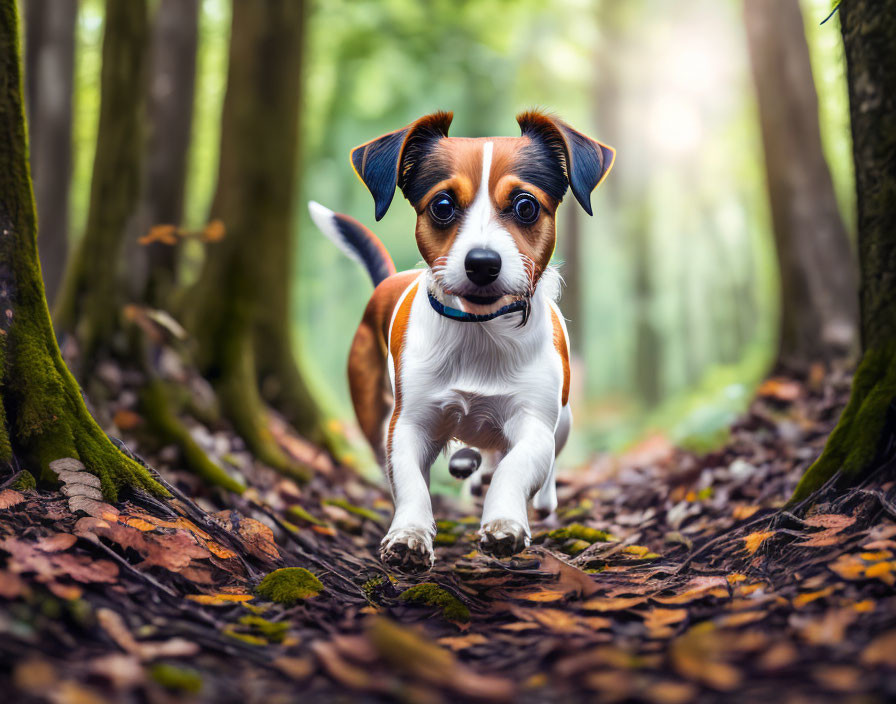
[551,307,571,407]
[386,281,419,464]
[347,271,419,459]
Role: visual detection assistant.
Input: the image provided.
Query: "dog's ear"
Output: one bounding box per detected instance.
[351,112,453,221]
[516,110,615,216]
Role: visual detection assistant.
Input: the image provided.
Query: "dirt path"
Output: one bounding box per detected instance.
[2,367,896,703]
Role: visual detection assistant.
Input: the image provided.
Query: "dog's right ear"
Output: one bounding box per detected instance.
[351,112,453,221]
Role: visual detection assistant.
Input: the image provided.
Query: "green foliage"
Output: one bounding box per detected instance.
[256,567,324,605]
[398,583,470,622]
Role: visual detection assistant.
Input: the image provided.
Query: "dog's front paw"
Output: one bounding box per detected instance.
[380,528,435,573]
[479,519,529,558]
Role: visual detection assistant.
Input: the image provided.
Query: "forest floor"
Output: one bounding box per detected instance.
[2,347,896,703]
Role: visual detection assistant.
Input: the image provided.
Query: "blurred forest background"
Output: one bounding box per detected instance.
[24,0,856,479]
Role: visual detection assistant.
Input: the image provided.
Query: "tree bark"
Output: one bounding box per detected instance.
[186,0,321,473]
[54,0,148,372]
[0,0,164,499]
[134,0,199,308]
[24,0,77,305]
[744,0,858,369]
[792,0,896,501]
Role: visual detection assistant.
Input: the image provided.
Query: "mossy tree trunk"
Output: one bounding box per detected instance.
[744,0,859,370]
[24,0,77,305]
[133,0,199,309]
[185,0,322,474]
[792,0,896,501]
[0,0,164,500]
[54,0,148,373]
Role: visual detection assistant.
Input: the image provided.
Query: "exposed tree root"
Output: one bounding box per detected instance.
[139,379,245,494]
[792,342,896,502]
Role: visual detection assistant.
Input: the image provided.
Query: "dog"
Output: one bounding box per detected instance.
[309,110,614,571]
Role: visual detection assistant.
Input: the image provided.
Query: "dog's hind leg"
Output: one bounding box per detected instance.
[470,449,502,497]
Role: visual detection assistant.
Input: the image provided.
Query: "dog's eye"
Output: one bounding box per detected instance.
[512,193,540,224]
[428,192,457,225]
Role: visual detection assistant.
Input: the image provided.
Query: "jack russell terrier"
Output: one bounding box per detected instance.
[309,110,614,571]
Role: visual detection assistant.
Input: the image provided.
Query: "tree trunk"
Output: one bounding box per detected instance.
[792,0,896,501]
[24,0,77,305]
[744,0,858,369]
[186,0,321,473]
[133,0,199,308]
[54,0,148,372]
[0,0,164,499]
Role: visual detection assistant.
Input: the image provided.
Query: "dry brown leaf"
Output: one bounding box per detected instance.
[438,633,489,651]
[186,593,254,605]
[139,223,178,245]
[36,533,78,553]
[743,530,776,555]
[202,219,225,241]
[671,624,742,691]
[0,570,28,598]
[757,377,801,401]
[653,576,729,605]
[368,618,515,701]
[0,489,24,509]
[112,409,143,431]
[582,595,647,612]
[215,511,280,561]
[861,630,896,667]
[273,657,314,681]
[98,608,199,661]
[516,589,566,602]
[87,653,145,690]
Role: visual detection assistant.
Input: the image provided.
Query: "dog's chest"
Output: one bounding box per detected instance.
[435,389,514,449]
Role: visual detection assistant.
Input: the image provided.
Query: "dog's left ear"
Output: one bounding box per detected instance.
[517,111,615,216]
[351,112,453,221]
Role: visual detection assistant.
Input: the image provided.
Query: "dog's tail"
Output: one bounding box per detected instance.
[308,201,396,287]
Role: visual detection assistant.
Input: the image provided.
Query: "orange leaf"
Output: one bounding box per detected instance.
[743,531,776,555]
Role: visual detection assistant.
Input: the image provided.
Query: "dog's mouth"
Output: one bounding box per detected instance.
[459,292,503,306]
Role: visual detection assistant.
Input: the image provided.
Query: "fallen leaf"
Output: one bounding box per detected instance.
[186,593,255,606]
[743,531,776,555]
[0,489,24,509]
[582,595,647,612]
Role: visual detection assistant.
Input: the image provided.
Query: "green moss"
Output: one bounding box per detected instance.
[563,539,591,555]
[322,498,382,523]
[237,614,288,643]
[398,583,470,622]
[256,567,323,605]
[792,343,896,502]
[222,626,267,646]
[140,380,245,494]
[9,470,35,491]
[434,533,458,546]
[361,575,386,605]
[150,664,203,693]
[287,504,324,526]
[547,523,616,544]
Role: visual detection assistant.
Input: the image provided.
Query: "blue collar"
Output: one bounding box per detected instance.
[427,291,530,325]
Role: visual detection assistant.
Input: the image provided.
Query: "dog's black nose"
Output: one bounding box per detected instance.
[464,248,501,286]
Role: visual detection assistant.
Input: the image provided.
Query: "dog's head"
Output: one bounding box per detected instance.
[351,110,614,313]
